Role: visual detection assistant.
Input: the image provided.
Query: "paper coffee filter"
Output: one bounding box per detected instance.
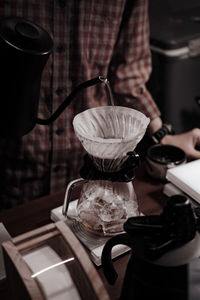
[73,106,150,163]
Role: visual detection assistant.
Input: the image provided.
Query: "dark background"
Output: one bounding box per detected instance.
[148,0,200,133]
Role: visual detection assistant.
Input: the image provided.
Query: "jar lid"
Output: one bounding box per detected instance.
[0,17,53,55]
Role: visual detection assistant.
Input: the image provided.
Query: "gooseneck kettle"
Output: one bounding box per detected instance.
[101,195,200,300]
[0,17,106,137]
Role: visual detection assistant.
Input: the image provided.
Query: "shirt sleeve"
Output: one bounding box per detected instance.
[108,0,161,120]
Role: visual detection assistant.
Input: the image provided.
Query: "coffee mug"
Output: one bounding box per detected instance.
[145,144,186,180]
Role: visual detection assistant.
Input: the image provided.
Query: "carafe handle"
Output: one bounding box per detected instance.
[62,178,88,216]
[101,233,131,285]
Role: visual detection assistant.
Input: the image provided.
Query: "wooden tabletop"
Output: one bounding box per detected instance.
[0,165,166,300]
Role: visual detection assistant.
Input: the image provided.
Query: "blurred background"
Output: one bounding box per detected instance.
[148,0,200,133]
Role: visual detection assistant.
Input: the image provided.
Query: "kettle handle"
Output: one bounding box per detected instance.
[101,233,131,285]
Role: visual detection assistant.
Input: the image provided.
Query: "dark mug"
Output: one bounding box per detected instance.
[145,144,186,180]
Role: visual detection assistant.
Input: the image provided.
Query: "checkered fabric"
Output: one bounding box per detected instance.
[0,0,160,209]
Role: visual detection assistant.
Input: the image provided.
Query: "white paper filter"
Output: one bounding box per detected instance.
[73,106,149,171]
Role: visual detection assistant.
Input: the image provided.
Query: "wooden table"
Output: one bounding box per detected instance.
[0,165,166,300]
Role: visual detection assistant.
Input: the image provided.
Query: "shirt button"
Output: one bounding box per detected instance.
[105,17,111,23]
[56,88,64,96]
[53,166,61,172]
[56,128,65,135]
[56,45,66,53]
[57,0,66,7]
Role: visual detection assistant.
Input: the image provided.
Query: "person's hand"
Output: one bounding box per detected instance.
[161,128,200,159]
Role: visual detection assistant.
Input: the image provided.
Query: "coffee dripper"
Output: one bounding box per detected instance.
[62,106,150,236]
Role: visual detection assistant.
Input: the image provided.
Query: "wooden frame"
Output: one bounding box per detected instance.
[2,221,110,300]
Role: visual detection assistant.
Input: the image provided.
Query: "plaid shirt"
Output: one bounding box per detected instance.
[0,0,160,209]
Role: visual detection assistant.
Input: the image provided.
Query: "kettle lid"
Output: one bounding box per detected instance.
[0,16,53,55]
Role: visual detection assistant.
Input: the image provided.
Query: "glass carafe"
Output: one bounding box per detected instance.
[63,106,150,236]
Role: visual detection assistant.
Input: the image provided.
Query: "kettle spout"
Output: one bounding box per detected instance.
[36,76,108,125]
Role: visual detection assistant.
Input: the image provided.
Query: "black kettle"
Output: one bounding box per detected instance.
[101,195,200,300]
[0,17,106,137]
